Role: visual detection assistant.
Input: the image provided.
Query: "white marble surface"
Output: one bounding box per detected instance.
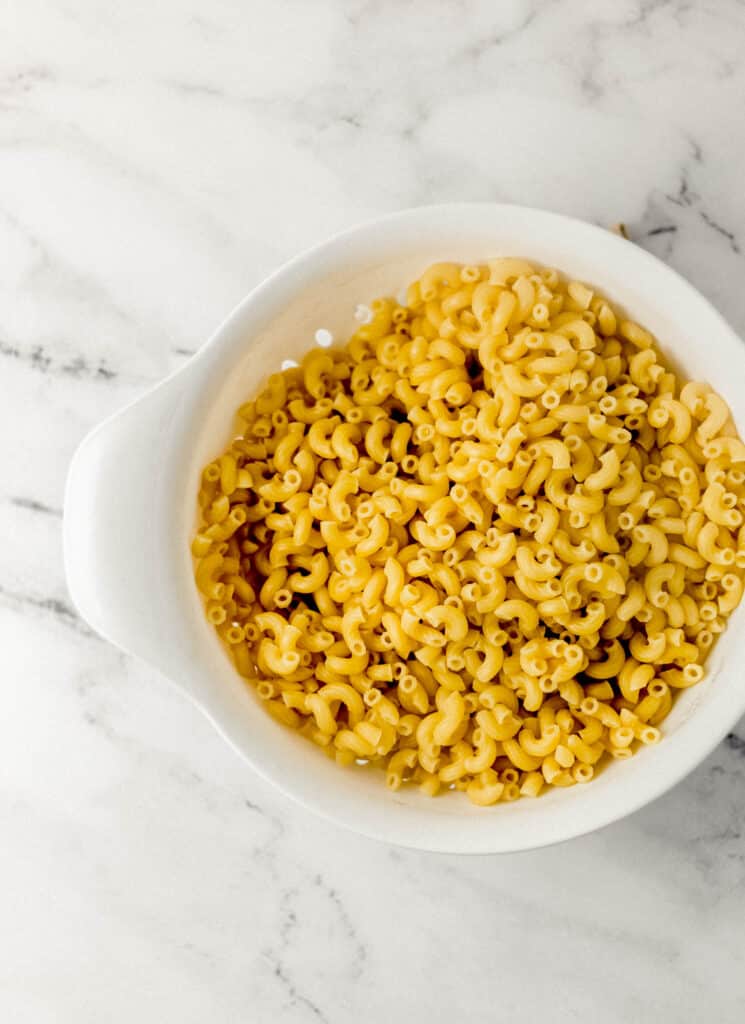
[3,0,745,1019]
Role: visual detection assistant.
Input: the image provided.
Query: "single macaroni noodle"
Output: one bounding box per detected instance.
[193,259,745,805]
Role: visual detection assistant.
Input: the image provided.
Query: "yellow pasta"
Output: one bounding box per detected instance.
[193,259,745,806]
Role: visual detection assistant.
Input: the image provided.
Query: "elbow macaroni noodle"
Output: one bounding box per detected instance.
[193,259,745,806]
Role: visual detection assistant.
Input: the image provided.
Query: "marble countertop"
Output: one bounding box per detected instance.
[3,0,745,1020]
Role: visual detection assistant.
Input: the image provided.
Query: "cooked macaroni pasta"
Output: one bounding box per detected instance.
[193,259,745,806]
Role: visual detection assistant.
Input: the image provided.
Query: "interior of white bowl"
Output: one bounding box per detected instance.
[159,204,745,852]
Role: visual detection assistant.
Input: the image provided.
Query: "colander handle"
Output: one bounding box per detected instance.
[63,370,193,679]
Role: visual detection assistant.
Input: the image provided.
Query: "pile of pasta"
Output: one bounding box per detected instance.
[193,259,745,805]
